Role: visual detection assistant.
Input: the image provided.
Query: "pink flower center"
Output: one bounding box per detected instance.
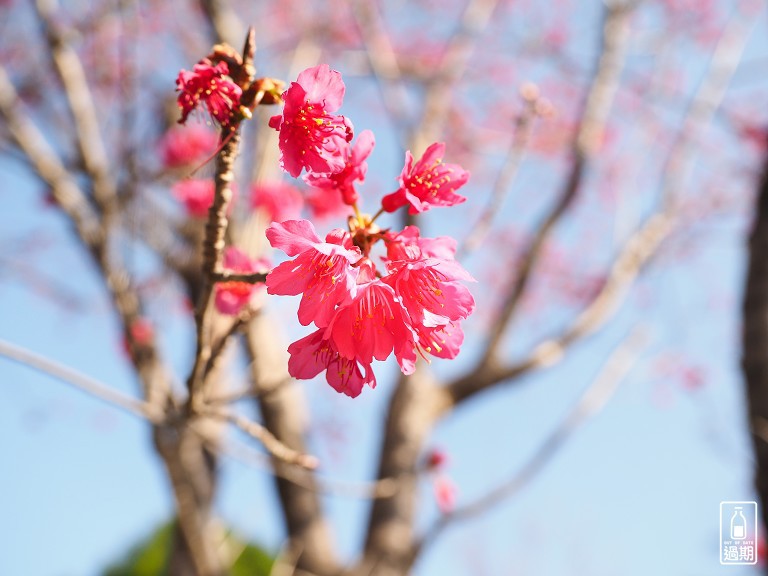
[293,102,352,153]
[408,159,455,197]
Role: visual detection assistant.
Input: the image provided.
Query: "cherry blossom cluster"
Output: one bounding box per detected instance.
[171,55,474,397]
[265,65,475,397]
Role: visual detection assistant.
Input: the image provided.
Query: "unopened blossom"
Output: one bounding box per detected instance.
[158,125,218,168]
[381,142,469,214]
[172,179,214,217]
[433,475,457,513]
[176,60,242,126]
[288,329,376,398]
[304,130,375,206]
[122,317,154,357]
[251,181,304,222]
[269,64,353,177]
[214,247,270,315]
[425,448,449,470]
[266,220,361,327]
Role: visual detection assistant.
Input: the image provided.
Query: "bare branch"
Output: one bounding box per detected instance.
[201,428,401,500]
[199,0,245,47]
[211,270,268,284]
[186,124,244,405]
[201,406,319,470]
[350,0,413,141]
[415,327,648,561]
[479,3,633,366]
[245,314,341,574]
[34,0,118,215]
[459,92,540,256]
[0,66,101,245]
[447,212,672,406]
[0,65,171,407]
[445,3,755,408]
[0,338,164,423]
[411,0,501,154]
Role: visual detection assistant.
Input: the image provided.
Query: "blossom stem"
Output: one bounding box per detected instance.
[186,123,242,410]
[353,202,364,223]
[370,207,385,224]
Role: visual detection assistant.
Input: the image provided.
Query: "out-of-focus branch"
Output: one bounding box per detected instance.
[350,0,413,141]
[410,0,499,155]
[459,88,543,256]
[244,314,341,575]
[0,65,170,408]
[201,406,320,470]
[199,429,400,500]
[0,67,101,245]
[479,3,632,367]
[1,44,223,574]
[0,338,164,423]
[34,0,118,216]
[414,327,648,563]
[446,3,755,408]
[211,270,268,283]
[659,4,755,210]
[199,0,245,47]
[447,212,672,406]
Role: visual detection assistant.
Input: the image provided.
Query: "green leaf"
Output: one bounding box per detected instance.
[101,519,273,576]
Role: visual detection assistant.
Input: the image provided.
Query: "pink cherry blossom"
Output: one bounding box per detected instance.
[176,60,242,126]
[303,129,375,206]
[381,142,469,214]
[433,474,457,514]
[266,220,361,327]
[305,185,354,221]
[288,329,376,398]
[172,179,214,217]
[384,227,474,359]
[158,125,218,168]
[214,247,270,315]
[250,181,304,222]
[269,64,353,177]
[326,279,418,376]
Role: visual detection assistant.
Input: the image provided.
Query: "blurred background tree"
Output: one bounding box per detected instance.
[1,0,767,575]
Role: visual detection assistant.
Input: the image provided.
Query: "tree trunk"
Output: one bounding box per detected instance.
[743,145,768,547]
[246,313,340,575]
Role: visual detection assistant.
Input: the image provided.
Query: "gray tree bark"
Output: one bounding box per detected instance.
[743,145,768,547]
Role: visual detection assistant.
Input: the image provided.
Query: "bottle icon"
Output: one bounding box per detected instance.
[731,507,747,540]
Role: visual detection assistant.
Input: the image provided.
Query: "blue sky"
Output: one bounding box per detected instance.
[2,2,768,575]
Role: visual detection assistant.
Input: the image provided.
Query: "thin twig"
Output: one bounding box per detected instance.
[201,406,320,470]
[34,0,118,216]
[185,32,256,408]
[198,430,401,499]
[479,3,633,367]
[410,0,501,154]
[0,338,164,423]
[0,64,170,408]
[447,212,672,406]
[445,3,755,408]
[211,270,268,284]
[459,96,539,256]
[350,0,413,144]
